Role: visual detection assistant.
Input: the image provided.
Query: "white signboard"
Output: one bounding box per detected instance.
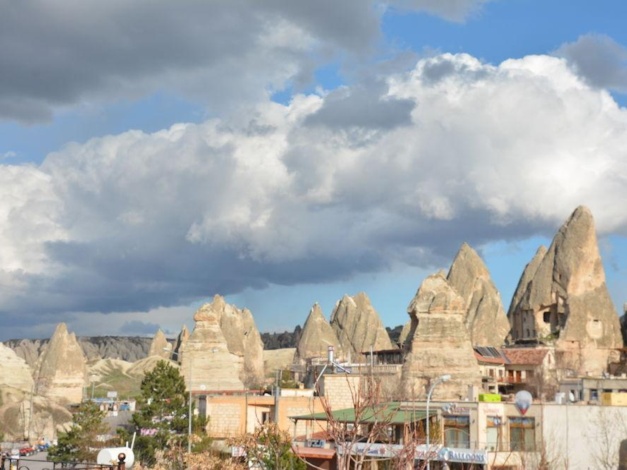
[107,391,118,398]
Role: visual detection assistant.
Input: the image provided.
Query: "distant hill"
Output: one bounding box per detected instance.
[4,335,152,365]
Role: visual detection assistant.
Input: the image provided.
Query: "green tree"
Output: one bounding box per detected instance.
[48,401,110,463]
[127,360,189,466]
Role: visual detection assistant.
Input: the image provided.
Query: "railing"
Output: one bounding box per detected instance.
[3,456,127,470]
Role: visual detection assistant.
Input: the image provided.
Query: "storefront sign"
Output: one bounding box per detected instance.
[439,447,488,464]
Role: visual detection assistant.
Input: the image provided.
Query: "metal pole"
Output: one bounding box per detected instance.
[425,374,450,470]
[188,357,192,455]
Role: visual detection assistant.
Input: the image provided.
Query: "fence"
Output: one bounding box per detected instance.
[2,454,128,470]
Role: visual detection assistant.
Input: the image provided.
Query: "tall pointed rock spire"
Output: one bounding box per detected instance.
[509,206,622,375]
[447,243,510,346]
[330,292,393,360]
[295,303,343,363]
[35,323,87,404]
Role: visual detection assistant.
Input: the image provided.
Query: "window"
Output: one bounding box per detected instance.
[509,417,535,451]
[543,311,550,323]
[486,416,502,451]
[444,415,470,448]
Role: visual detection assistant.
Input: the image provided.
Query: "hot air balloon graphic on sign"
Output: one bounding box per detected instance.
[514,390,533,415]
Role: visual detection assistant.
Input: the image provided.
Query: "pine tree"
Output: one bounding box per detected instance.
[48,400,110,463]
[129,360,189,466]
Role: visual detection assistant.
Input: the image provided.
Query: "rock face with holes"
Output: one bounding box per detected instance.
[181,295,264,391]
[330,292,394,361]
[508,206,622,375]
[295,303,343,363]
[34,323,87,404]
[401,272,482,400]
[447,243,510,347]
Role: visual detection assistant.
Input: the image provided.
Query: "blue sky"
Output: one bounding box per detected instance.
[1,0,626,340]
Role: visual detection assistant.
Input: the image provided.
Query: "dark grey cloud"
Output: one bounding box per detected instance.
[304,85,415,131]
[389,0,493,22]
[0,1,378,123]
[556,34,627,92]
[0,0,492,123]
[119,320,163,336]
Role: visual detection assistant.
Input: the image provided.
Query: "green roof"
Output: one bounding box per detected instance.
[290,402,436,424]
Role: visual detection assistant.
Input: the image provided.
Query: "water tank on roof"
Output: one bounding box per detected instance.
[97,447,135,468]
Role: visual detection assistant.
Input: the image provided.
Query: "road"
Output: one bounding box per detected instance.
[6,452,52,470]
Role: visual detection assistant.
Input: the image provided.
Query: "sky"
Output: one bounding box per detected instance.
[1,0,627,341]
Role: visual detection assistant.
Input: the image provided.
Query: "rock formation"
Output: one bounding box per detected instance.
[34,323,87,404]
[507,245,548,341]
[0,343,34,397]
[148,329,171,358]
[330,292,394,361]
[295,303,343,363]
[181,295,264,391]
[173,325,190,358]
[508,206,622,375]
[0,395,72,442]
[401,273,483,400]
[446,243,510,347]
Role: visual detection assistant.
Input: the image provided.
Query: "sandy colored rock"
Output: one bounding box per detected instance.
[0,342,34,395]
[507,245,547,341]
[0,395,72,442]
[173,324,190,358]
[509,206,622,375]
[401,273,483,400]
[263,348,296,378]
[34,323,87,404]
[447,243,510,347]
[180,295,264,391]
[330,292,393,361]
[295,303,343,363]
[148,329,171,358]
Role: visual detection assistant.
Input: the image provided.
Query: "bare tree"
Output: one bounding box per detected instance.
[317,373,400,470]
[585,406,627,470]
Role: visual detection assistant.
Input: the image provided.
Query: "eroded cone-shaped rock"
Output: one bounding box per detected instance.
[447,243,510,347]
[510,206,622,375]
[148,329,171,359]
[0,343,34,396]
[35,323,87,404]
[401,273,482,400]
[295,304,343,363]
[173,324,190,359]
[182,295,264,391]
[330,292,393,361]
[508,245,547,339]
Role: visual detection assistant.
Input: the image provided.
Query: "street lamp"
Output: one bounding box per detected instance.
[166,349,193,455]
[425,374,451,470]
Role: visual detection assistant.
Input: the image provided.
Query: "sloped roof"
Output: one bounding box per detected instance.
[290,402,434,424]
[474,346,509,365]
[503,348,549,365]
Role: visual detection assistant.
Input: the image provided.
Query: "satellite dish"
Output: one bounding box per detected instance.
[514,390,533,415]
